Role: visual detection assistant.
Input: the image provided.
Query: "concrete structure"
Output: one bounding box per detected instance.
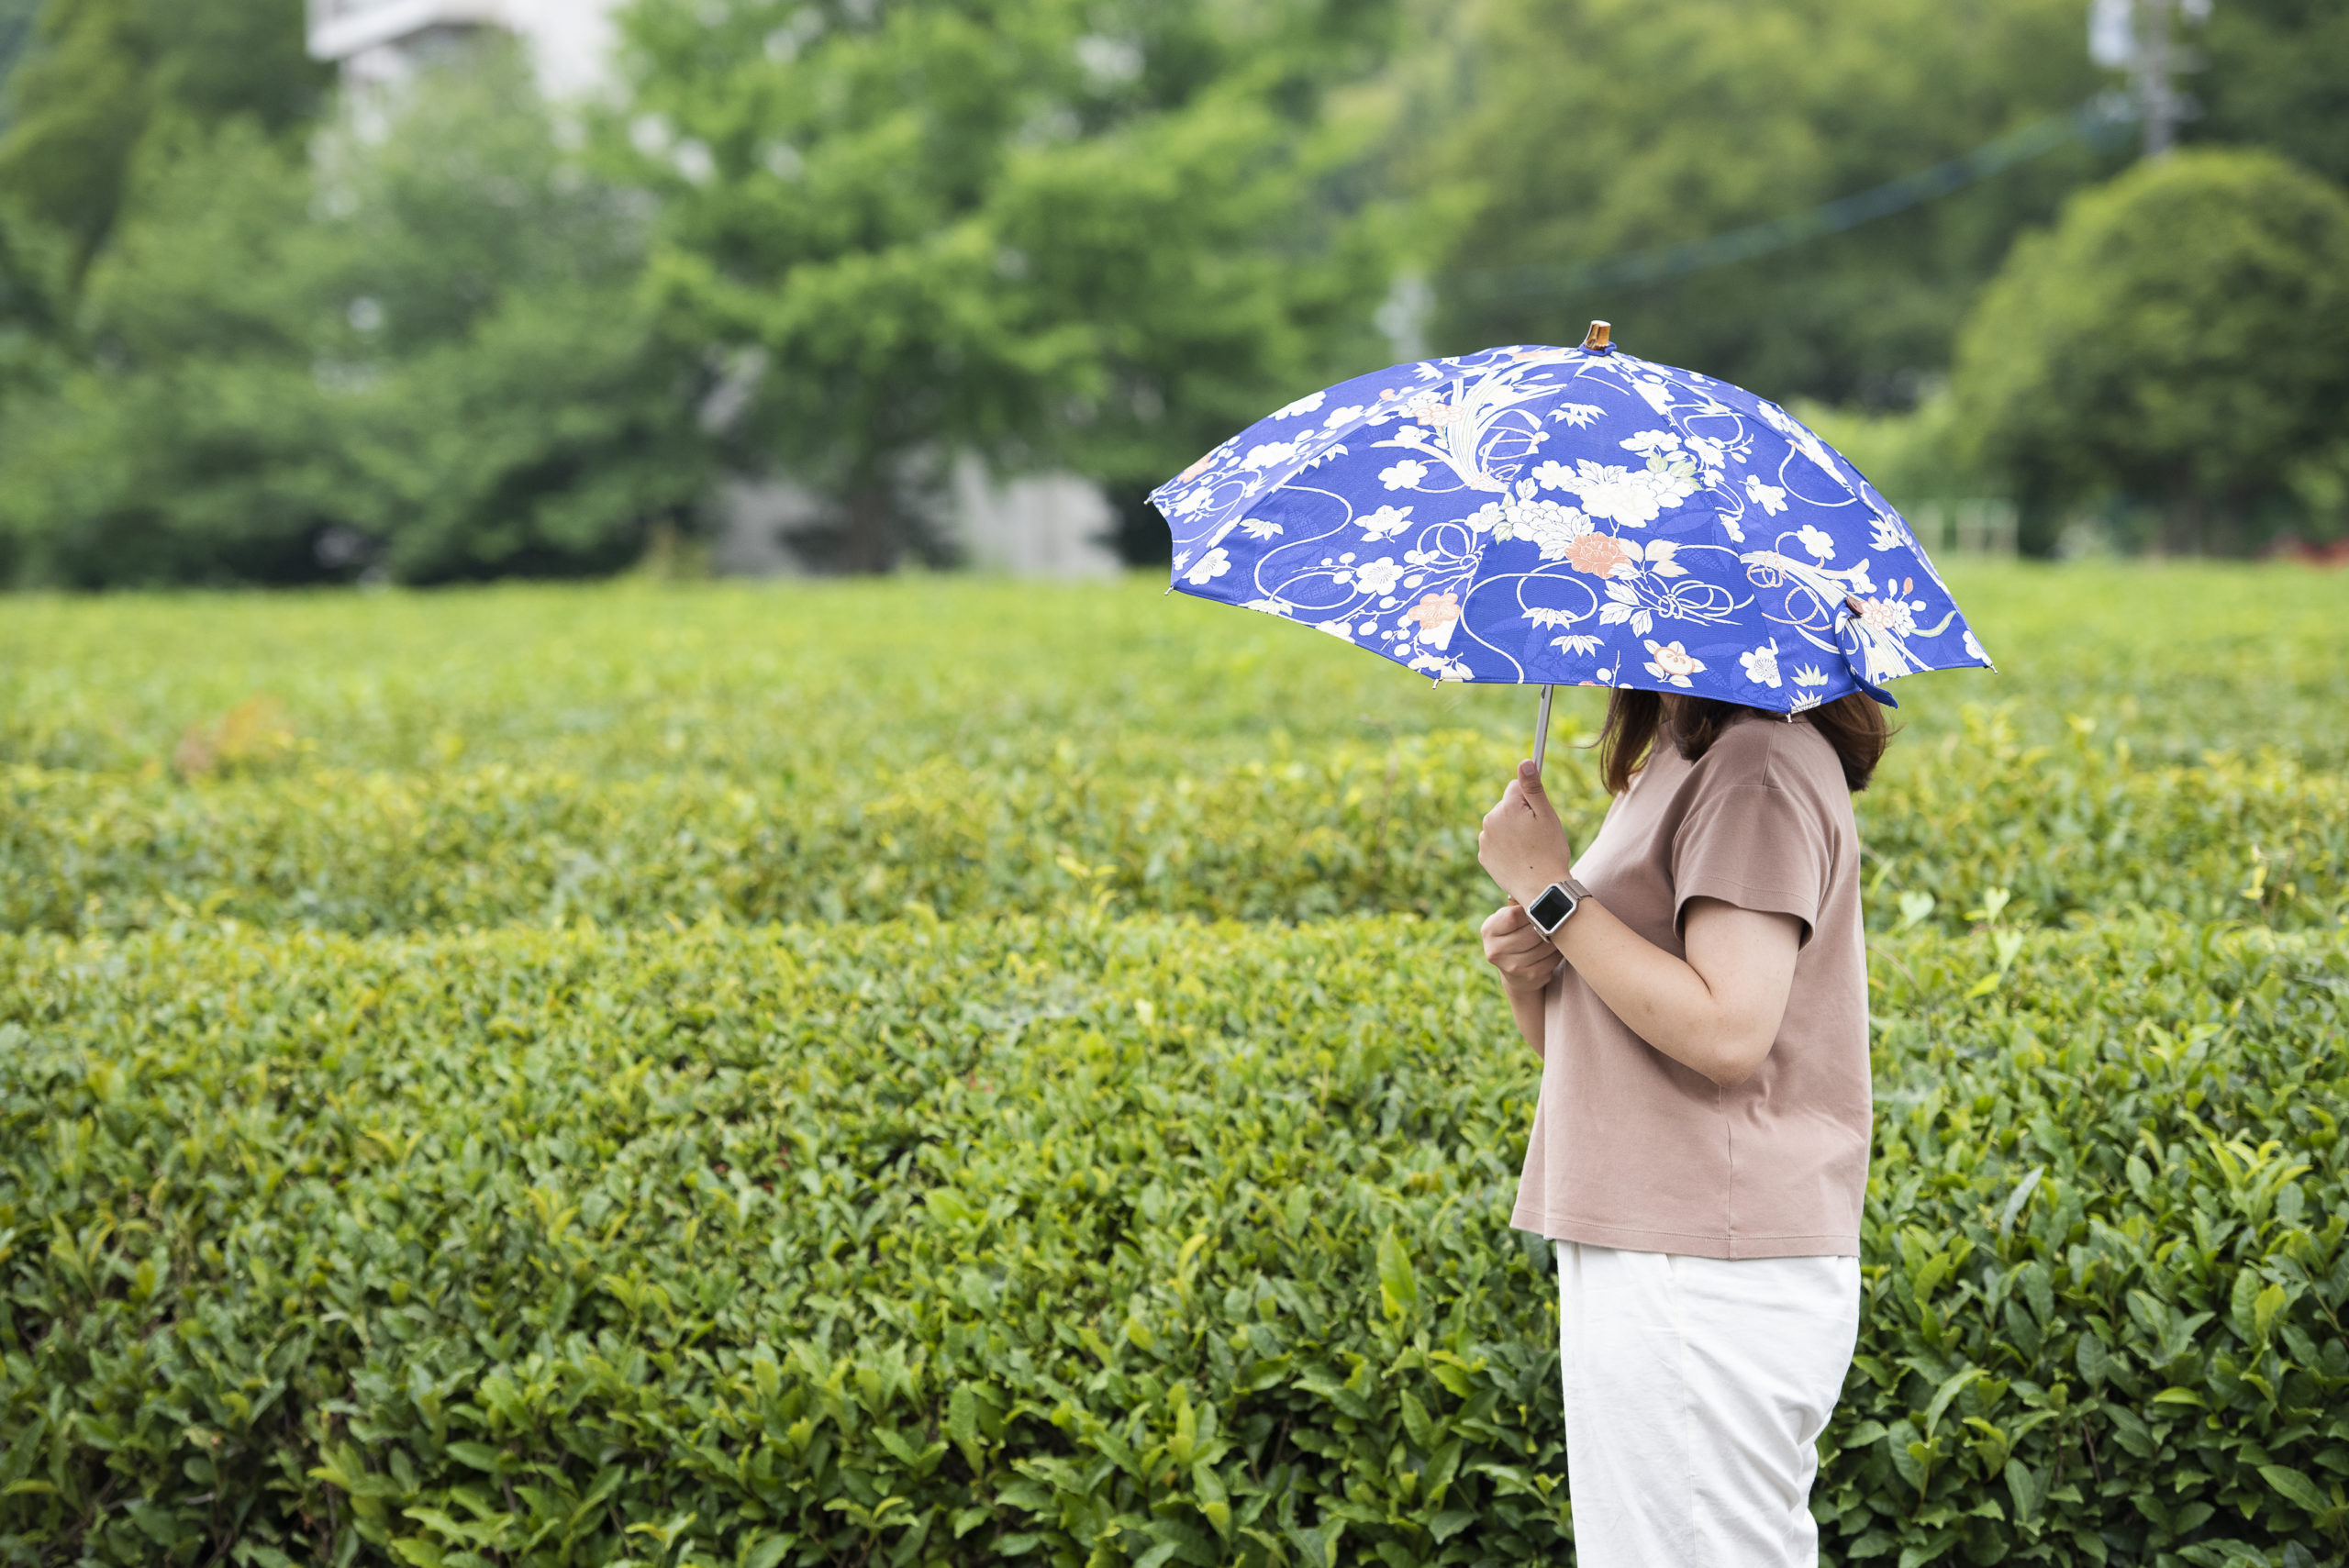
[709,462,1124,580]
[307,0,624,100]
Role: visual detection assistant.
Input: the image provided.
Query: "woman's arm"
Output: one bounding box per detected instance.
[1475,759,1803,1088]
[1480,901,1554,1056]
[1548,896,1800,1086]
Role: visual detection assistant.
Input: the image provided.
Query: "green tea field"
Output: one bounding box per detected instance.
[1,563,2343,1568]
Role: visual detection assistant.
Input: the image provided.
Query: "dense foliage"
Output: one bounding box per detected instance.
[2,702,2341,940]
[1,914,2343,1568]
[2199,0,2349,190]
[1410,0,2114,406]
[3,0,2347,579]
[1,566,2343,939]
[624,0,1401,570]
[1950,151,2349,555]
[1,566,2345,1564]
[0,0,325,265]
[0,53,713,587]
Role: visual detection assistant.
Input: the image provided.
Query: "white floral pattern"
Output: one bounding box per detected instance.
[1642,639,1706,687]
[1148,342,1991,706]
[1184,546,1230,585]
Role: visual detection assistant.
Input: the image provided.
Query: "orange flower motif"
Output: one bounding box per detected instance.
[1850,595,1918,636]
[1405,592,1461,631]
[1563,533,1631,578]
[1177,451,1217,483]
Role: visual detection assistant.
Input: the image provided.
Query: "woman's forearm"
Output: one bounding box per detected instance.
[1504,979,1546,1057]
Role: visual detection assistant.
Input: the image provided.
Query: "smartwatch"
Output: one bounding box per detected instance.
[1525,875,1592,937]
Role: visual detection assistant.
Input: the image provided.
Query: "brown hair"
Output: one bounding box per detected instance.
[1595,688,1892,795]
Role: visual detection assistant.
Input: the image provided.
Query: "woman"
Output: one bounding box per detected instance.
[1475,686,1887,1568]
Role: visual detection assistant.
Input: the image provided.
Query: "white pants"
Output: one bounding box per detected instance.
[1553,1241,1860,1568]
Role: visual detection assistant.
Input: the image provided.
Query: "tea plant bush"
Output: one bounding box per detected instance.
[4,566,2343,778]
[3,713,2341,938]
[0,915,2342,1567]
[2,565,2343,940]
[2,562,2343,1567]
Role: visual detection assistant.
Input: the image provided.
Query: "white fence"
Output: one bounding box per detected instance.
[1904,498,2019,557]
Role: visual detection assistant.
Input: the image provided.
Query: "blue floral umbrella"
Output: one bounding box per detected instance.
[1152,328,1992,760]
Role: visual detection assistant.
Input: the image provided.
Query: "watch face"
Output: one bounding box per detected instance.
[1529,884,1575,932]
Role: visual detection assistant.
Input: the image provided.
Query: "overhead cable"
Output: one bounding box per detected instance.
[1454,94,2137,303]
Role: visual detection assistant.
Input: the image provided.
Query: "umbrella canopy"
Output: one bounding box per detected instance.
[1152,335,1992,712]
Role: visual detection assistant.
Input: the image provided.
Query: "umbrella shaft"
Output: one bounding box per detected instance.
[1532,684,1554,773]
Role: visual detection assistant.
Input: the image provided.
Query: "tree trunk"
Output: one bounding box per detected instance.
[836,484,901,574]
[2160,472,2204,557]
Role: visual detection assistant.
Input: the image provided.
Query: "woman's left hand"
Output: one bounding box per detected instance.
[1477,759,1578,908]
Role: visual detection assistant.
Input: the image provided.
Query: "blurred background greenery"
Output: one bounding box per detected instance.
[0,0,2343,585]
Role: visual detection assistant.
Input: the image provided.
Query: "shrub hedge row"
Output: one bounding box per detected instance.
[6,569,2345,781]
[5,713,2341,940]
[2,913,2342,1567]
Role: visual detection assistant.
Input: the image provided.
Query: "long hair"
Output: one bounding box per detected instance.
[1595,688,1891,794]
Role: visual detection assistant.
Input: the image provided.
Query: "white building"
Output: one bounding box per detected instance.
[306,0,1131,579]
[307,0,625,100]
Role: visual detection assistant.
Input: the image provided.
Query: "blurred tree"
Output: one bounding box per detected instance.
[1948,150,2349,555]
[625,0,1402,572]
[0,0,328,269]
[2197,0,2349,186]
[0,199,66,401]
[0,48,714,586]
[307,49,715,583]
[0,120,340,584]
[0,0,39,119]
[1411,0,2117,407]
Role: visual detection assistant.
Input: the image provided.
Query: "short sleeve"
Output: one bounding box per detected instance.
[1669,784,1828,947]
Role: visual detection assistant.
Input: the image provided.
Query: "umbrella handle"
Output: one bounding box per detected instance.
[1503,683,1559,911]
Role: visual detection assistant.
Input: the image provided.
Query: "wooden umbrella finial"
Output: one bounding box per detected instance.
[1580,320,1611,350]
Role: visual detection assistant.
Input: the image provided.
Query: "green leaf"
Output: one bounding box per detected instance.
[2260,1463,2331,1514]
[1398,1391,1434,1454]
[1898,1531,1960,1568]
[2003,1458,2040,1523]
[2019,1262,2054,1327]
[1922,1368,1984,1436]
[1997,1166,2043,1234]
[947,1385,982,1469]
[2252,1281,2288,1341]
[1376,1228,1418,1320]
[1427,1509,1475,1543]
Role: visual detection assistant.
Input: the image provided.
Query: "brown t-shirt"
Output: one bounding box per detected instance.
[1509,715,1870,1259]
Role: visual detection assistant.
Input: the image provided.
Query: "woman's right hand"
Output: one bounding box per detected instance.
[1481,901,1561,994]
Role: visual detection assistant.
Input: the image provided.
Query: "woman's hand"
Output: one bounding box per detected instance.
[1481,901,1560,993]
[1476,759,1578,907]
